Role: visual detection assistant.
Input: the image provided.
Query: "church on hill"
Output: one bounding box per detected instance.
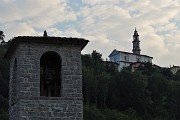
[109,28,153,71]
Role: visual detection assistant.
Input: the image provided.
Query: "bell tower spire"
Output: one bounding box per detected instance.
[132,27,141,54]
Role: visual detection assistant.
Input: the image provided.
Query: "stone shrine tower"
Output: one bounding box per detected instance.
[4,35,89,120]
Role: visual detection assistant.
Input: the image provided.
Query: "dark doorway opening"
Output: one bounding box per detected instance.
[40,51,61,97]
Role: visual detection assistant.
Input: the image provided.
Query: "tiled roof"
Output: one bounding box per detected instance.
[109,49,153,59]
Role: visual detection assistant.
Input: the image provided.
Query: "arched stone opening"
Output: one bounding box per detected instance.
[40,51,62,97]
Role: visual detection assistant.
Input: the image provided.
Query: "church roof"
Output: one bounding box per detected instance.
[4,36,89,59]
[109,49,153,59]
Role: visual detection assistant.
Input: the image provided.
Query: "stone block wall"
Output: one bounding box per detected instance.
[9,43,83,120]
[19,99,83,120]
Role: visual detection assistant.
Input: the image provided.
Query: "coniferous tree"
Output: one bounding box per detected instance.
[0,30,5,42]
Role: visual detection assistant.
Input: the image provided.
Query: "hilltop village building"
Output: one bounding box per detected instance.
[109,29,153,71]
[169,65,180,74]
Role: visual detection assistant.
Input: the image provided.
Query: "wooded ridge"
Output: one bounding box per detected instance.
[0,48,180,120]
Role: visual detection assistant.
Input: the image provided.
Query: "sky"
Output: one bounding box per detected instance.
[1,0,180,67]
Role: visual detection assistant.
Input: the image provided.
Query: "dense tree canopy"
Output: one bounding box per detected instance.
[0,48,9,120]
[0,47,180,120]
[0,31,5,42]
[82,50,180,120]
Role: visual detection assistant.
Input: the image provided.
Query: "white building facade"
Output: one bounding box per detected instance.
[109,29,153,71]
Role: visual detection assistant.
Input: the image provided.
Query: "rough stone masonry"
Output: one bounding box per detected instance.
[4,36,89,120]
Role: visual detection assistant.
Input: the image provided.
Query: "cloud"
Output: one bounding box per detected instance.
[82,0,119,5]
[47,28,82,37]
[1,0,180,67]
[3,22,37,39]
[82,34,115,60]
[77,0,180,67]
[79,5,131,35]
[0,1,76,26]
[0,0,77,39]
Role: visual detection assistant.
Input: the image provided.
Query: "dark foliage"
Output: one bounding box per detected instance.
[0,48,9,118]
[0,31,5,41]
[1,46,180,119]
[82,50,180,120]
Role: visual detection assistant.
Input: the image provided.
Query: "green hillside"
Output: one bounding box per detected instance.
[0,48,180,120]
[82,50,180,120]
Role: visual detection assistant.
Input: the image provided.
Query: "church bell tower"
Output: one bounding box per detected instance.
[132,28,141,54]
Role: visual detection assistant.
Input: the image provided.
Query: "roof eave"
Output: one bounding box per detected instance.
[4,36,89,60]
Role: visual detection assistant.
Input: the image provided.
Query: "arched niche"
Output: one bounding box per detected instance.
[40,51,62,97]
